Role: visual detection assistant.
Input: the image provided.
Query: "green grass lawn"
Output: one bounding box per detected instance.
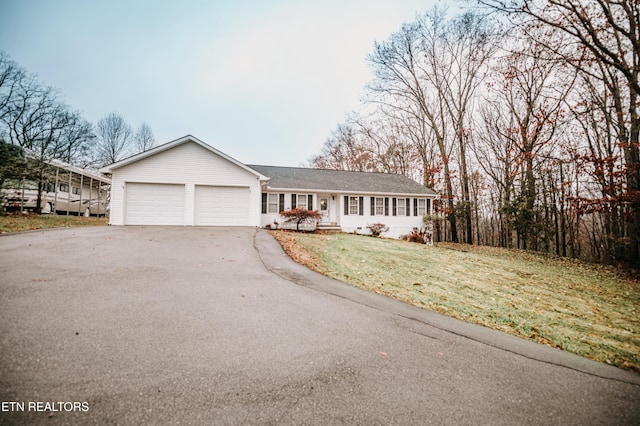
[0,213,108,233]
[271,231,640,372]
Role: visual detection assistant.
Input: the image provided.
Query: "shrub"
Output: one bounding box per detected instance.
[279,208,321,232]
[367,222,389,237]
[401,227,432,244]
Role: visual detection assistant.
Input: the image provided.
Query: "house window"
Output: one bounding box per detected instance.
[263,193,285,214]
[375,197,384,216]
[417,199,427,216]
[297,194,308,209]
[59,184,69,192]
[268,194,279,213]
[396,198,406,216]
[291,194,312,210]
[349,197,359,215]
[72,187,81,195]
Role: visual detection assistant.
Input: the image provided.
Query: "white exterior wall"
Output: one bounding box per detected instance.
[109,142,262,226]
[260,192,318,230]
[260,191,433,238]
[338,194,430,239]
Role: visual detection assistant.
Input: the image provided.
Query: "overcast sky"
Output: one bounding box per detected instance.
[0,0,438,167]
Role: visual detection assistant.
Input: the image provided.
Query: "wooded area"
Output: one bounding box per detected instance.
[309,0,640,270]
[0,51,155,212]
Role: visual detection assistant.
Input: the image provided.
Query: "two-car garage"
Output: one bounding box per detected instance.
[124,183,251,226]
[102,136,266,227]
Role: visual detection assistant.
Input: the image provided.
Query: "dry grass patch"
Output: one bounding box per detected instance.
[0,214,108,233]
[270,231,640,373]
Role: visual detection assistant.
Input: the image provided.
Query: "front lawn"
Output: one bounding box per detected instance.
[271,231,640,373]
[0,213,108,233]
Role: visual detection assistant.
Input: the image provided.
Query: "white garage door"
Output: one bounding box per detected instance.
[125,183,185,225]
[194,185,250,226]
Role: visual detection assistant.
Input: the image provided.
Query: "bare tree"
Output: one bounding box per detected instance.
[134,122,155,153]
[94,112,133,166]
[0,51,26,123]
[368,10,460,241]
[1,75,84,212]
[309,123,374,171]
[428,11,496,244]
[59,111,95,167]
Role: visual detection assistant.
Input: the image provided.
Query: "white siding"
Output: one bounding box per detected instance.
[259,191,434,238]
[338,194,431,239]
[259,192,317,230]
[109,141,262,226]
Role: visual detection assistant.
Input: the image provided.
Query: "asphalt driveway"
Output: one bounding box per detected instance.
[0,226,638,425]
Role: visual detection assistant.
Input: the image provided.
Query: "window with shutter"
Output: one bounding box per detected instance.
[396,198,405,216]
[349,197,359,215]
[417,199,426,216]
[268,194,279,213]
[374,197,384,215]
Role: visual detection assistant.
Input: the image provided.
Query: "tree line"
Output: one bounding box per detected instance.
[309,0,640,269]
[0,51,156,211]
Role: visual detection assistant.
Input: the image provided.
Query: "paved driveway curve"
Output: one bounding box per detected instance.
[0,226,638,425]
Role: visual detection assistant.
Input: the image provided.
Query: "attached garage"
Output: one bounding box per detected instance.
[125,183,185,225]
[101,136,267,227]
[194,185,250,226]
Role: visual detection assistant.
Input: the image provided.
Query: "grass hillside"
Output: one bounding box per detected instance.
[271,231,640,372]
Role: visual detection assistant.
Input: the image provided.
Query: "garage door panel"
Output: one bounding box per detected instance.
[195,186,249,226]
[126,183,185,225]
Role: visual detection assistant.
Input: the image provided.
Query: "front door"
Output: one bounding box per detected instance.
[320,197,330,223]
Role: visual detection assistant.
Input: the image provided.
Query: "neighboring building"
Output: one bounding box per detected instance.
[100,135,438,238]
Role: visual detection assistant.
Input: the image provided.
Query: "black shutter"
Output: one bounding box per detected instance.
[392,198,397,216]
[359,197,364,216]
[344,196,349,215]
[414,198,418,216]
[261,193,267,214]
[370,197,375,216]
[406,198,411,216]
[291,194,297,209]
[279,194,285,213]
[308,195,313,210]
[384,198,389,216]
[427,199,431,215]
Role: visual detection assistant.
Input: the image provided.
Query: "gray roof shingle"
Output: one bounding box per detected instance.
[247,165,437,196]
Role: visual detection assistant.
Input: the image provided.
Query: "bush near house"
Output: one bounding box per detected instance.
[367,223,389,237]
[401,227,431,244]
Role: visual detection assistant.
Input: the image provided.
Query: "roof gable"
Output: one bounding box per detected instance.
[100,135,267,180]
[247,165,437,196]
